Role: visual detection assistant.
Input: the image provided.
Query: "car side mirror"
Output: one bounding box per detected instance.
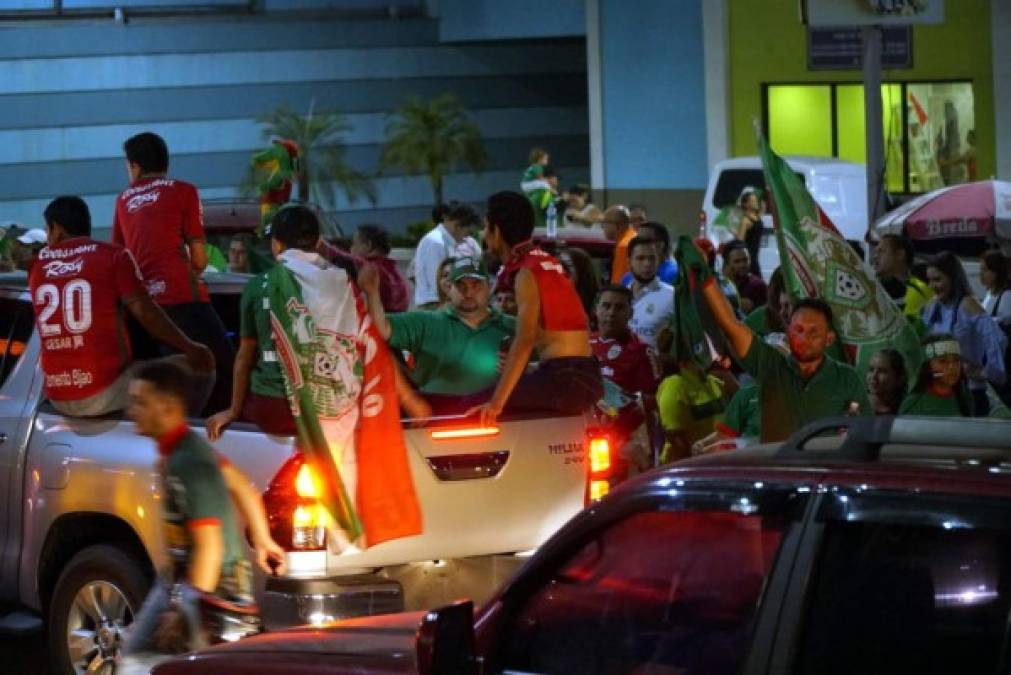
[416,600,477,675]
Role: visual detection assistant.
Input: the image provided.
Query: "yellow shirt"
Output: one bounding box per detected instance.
[611,227,637,284]
[656,369,726,463]
[905,276,933,320]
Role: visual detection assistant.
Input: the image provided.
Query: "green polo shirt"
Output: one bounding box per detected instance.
[239,273,286,399]
[899,391,965,417]
[741,335,870,443]
[389,307,516,395]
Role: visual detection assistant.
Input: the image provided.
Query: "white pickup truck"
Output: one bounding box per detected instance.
[0,272,610,675]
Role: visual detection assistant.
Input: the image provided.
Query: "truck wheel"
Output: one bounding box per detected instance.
[47,544,151,675]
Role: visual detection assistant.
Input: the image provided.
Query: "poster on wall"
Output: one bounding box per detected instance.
[803,0,944,26]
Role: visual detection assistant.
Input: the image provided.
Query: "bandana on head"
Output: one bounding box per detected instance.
[924,339,961,360]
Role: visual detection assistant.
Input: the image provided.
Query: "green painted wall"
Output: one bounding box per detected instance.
[729,0,995,185]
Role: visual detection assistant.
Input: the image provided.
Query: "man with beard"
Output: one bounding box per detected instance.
[627,236,674,349]
[694,243,869,441]
[362,256,515,407]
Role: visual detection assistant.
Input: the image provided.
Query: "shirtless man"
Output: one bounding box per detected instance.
[468,191,602,426]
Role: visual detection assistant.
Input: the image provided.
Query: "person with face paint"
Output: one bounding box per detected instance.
[690,238,869,442]
[899,334,975,417]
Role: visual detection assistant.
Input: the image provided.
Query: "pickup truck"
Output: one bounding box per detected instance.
[0,271,610,675]
[155,414,1011,675]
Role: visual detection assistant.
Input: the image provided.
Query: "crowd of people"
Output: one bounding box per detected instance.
[12,132,1011,659]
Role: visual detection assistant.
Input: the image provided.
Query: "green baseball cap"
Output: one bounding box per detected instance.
[449,256,489,284]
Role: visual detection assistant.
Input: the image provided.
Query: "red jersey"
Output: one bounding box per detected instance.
[29,238,146,402]
[591,332,660,395]
[112,176,209,306]
[494,242,587,331]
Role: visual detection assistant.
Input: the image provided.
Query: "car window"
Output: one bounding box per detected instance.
[0,298,33,389]
[795,517,1011,674]
[711,169,807,209]
[499,507,791,675]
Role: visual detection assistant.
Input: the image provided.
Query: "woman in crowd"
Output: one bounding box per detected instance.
[744,267,785,337]
[866,349,907,415]
[980,250,1011,329]
[732,186,764,278]
[558,246,600,321]
[921,251,1007,414]
[435,256,456,308]
[900,334,974,416]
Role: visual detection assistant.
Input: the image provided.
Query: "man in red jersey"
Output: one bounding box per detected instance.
[467,191,603,425]
[31,196,213,417]
[113,132,234,412]
[591,285,660,397]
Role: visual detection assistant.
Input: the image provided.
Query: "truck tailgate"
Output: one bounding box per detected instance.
[327,414,588,571]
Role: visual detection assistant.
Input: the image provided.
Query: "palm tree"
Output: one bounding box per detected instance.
[379,93,488,209]
[242,104,376,209]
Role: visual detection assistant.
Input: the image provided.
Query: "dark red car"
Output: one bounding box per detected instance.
[154,415,1011,674]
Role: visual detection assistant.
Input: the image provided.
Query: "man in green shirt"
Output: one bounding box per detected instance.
[361,257,515,406]
[697,261,870,442]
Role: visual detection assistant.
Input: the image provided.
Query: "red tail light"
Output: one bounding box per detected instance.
[263,453,327,551]
[585,430,618,505]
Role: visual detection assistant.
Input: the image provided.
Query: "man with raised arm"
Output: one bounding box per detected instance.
[468,191,602,426]
[686,240,868,442]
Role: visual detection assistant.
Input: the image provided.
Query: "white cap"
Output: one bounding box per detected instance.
[17,229,47,246]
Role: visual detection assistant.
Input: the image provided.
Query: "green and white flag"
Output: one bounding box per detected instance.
[756,128,923,379]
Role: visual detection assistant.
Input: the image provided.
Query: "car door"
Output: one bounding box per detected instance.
[483,481,811,675]
[769,487,1011,675]
[0,295,40,599]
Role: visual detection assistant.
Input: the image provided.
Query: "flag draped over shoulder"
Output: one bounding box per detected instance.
[267,249,422,548]
[756,129,923,379]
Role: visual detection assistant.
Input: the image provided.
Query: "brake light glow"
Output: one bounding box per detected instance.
[430,426,501,440]
[263,454,328,552]
[589,479,610,502]
[296,463,322,498]
[589,437,611,474]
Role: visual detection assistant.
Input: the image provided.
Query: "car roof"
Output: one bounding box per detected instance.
[634,416,1011,500]
[713,155,865,173]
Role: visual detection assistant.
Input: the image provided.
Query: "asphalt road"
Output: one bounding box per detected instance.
[0,631,52,674]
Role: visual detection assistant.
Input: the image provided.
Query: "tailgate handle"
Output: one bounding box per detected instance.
[426,451,509,481]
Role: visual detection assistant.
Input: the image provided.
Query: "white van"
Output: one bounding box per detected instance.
[700,156,869,280]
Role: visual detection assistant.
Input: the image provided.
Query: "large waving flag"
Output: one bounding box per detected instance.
[267,249,422,548]
[756,128,923,379]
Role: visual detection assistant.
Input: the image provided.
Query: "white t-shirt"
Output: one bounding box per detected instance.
[629,277,675,348]
[411,223,481,306]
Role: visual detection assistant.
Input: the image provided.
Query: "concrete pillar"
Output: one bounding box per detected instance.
[994,0,1011,179]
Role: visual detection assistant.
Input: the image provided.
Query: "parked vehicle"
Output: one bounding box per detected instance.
[701,156,869,279]
[155,415,1011,675]
[0,271,610,675]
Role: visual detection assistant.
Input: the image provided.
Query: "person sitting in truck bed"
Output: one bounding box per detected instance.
[359,256,516,415]
[207,205,427,440]
[467,191,603,425]
[29,196,215,418]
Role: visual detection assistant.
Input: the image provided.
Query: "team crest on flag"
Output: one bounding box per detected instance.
[757,125,923,379]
